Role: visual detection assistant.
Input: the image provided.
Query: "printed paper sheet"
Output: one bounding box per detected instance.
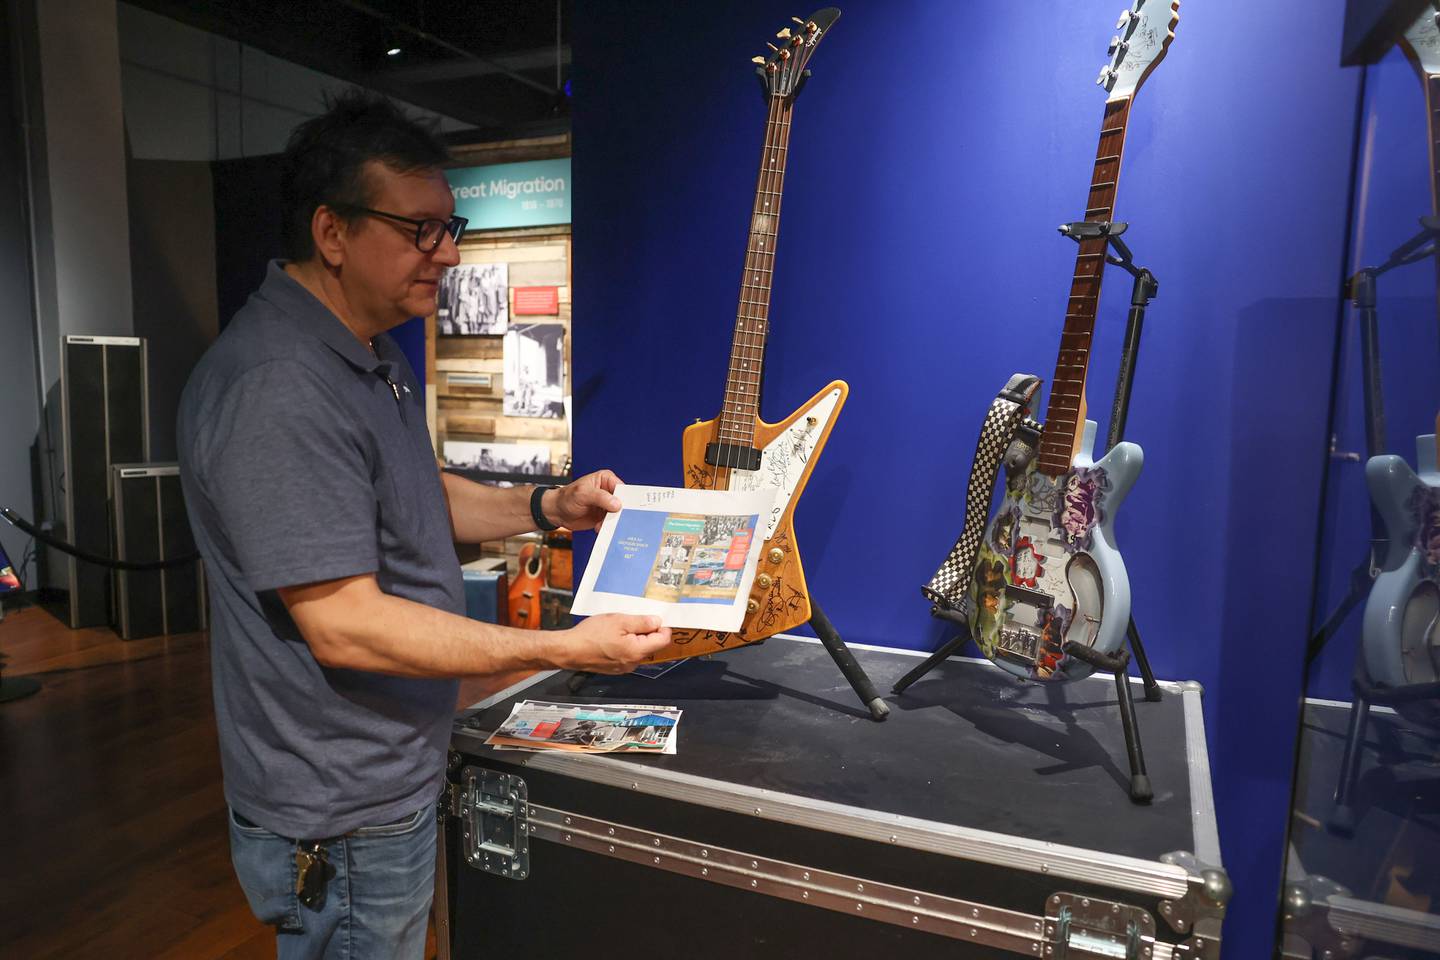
[571,484,777,631]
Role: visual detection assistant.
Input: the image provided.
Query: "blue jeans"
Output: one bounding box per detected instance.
[228,804,436,960]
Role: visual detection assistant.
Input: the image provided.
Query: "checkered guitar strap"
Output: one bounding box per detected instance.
[922,373,1043,614]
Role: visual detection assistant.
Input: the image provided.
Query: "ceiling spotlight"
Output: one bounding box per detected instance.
[386,47,402,57]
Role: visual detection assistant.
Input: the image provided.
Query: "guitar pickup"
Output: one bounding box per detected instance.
[705,442,762,471]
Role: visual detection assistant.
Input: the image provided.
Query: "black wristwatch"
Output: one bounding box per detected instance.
[530,485,559,531]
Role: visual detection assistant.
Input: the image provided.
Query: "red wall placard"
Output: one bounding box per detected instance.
[513,286,560,315]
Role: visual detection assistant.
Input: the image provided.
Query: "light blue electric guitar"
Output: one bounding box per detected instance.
[966,0,1178,682]
[1362,421,1440,726]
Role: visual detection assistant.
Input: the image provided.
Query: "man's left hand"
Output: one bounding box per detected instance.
[544,470,623,532]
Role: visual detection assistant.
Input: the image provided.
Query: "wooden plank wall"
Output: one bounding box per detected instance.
[427,227,572,568]
[427,135,573,577]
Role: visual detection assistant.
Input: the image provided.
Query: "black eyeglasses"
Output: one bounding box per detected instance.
[329,204,468,251]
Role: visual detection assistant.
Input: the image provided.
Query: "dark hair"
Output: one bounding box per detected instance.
[280,88,451,262]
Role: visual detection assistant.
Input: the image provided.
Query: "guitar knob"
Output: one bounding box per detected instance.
[756,574,773,589]
[747,599,759,613]
[767,547,785,565]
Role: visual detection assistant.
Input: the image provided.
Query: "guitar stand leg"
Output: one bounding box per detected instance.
[1064,642,1151,803]
[809,600,889,722]
[1112,656,1153,804]
[1126,619,1162,702]
[1306,559,1373,663]
[891,631,968,695]
[1329,689,1370,835]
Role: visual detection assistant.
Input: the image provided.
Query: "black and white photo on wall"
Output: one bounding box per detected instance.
[442,440,551,479]
[503,323,565,419]
[437,262,508,335]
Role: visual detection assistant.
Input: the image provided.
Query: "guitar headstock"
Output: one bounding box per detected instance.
[1400,2,1440,77]
[749,8,840,100]
[1096,0,1180,102]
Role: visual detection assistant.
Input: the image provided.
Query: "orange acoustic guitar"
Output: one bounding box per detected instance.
[653,9,846,662]
[507,542,546,630]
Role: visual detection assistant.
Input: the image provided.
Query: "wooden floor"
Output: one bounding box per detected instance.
[0,601,458,959]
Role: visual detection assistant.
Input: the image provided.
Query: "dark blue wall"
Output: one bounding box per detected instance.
[573,1,1360,950]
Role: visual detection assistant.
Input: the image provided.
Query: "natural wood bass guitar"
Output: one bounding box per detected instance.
[653,8,845,661]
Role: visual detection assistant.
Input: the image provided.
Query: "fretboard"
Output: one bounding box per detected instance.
[717,95,793,449]
[1036,97,1134,475]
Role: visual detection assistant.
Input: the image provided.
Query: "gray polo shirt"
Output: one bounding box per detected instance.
[178,261,462,839]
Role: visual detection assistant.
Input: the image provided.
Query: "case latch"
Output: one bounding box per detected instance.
[458,767,530,880]
[1046,892,1157,959]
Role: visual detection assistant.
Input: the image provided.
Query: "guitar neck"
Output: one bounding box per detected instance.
[1036,97,1134,476]
[719,94,793,448]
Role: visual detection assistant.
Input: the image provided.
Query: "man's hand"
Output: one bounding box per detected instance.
[554,614,671,674]
[544,470,624,532]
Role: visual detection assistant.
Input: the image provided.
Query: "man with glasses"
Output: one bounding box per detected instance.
[177,90,669,959]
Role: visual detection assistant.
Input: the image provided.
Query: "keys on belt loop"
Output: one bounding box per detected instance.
[296,841,333,910]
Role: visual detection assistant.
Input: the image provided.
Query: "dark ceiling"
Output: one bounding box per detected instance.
[124,0,572,136]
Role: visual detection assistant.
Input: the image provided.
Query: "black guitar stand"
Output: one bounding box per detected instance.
[1310,215,1440,833]
[892,220,1161,803]
[1307,216,1440,663]
[1329,673,1440,834]
[566,598,891,721]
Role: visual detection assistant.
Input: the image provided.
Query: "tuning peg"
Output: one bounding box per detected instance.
[777,27,792,38]
[791,16,805,25]
[1116,9,1133,29]
[1107,36,1128,58]
[751,56,766,64]
[1096,64,1116,87]
[767,42,780,51]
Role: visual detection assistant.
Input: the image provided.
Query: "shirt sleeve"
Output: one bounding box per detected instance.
[195,359,380,592]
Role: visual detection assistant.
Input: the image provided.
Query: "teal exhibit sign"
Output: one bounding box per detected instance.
[447,158,571,229]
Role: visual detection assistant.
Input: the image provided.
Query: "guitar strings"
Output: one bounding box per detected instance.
[718,80,790,491]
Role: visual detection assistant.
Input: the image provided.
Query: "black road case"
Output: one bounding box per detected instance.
[441,637,1228,959]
